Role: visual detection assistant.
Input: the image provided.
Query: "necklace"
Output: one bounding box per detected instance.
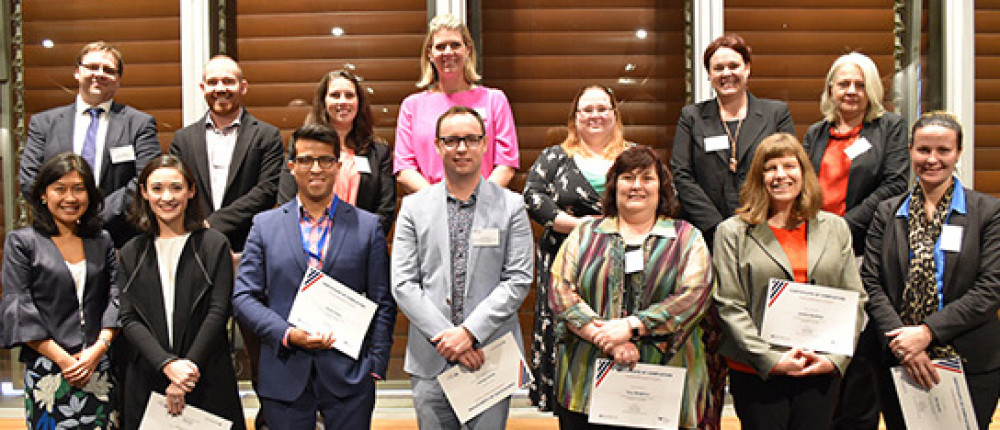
[722,118,743,172]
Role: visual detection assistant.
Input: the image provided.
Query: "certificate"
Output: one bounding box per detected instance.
[760,279,859,356]
[437,332,532,424]
[588,359,687,429]
[139,393,232,430]
[287,267,377,359]
[891,357,979,430]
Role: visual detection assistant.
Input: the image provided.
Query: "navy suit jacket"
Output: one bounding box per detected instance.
[169,110,284,252]
[232,199,396,401]
[19,102,162,247]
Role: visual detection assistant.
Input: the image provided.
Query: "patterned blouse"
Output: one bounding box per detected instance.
[549,216,715,428]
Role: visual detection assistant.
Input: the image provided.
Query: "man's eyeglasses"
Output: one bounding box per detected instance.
[294,155,338,169]
[79,63,120,76]
[437,134,485,149]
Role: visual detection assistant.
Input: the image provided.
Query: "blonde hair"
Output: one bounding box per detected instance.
[560,85,627,159]
[417,14,481,89]
[820,52,885,123]
[735,133,822,225]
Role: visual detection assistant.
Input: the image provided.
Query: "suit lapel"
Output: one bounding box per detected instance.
[190,116,213,206]
[808,121,832,171]
[174,233,208,349]
[466,182,495,281]
[699,100,730,165]
[100,102,126,187]
[806,216,830,279]
[942,210,966,292]
[129,237,172,348]
[280,201,309,274]
[893,210,911,297]
[226,111,255,195]
[748,222,794,279]
[57,105,76,154]
[737,95,767,164]
[430,184,453,294]
[321,201,351,276]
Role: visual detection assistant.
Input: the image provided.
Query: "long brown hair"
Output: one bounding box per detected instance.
[305,69,376,155]
[735,133,822,225]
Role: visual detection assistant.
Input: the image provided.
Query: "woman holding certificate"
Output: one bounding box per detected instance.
[117,155,245,429]
[713,133,866,429]
[1,153,118,429]
[550,146,718,429]
[863,112,1000,430]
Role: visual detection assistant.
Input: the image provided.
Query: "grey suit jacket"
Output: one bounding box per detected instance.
[713,211,867,378]
[168,110,284,252]
[391,180,533,378]
[19,102,162,247]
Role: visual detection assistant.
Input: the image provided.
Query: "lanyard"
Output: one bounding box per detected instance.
[300,199,337,264]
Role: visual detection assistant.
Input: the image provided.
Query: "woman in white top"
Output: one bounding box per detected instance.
[117,155,245,429]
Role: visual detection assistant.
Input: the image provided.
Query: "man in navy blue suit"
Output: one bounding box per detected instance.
[233,124,396,429]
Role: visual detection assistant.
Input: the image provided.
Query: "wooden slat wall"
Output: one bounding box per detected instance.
[22,0,181,150]
[977,1,1000,196]
[724,0,896,138]
[236,1,426,380]
[481,0,686,369]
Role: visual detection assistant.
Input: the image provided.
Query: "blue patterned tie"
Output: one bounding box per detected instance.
[80,107,103,170]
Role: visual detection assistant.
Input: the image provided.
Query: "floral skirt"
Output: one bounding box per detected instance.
[24,354,117,430]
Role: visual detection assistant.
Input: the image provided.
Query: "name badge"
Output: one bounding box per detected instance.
[472,228,500,247]
[940,225,963,252]
[625,248,644,274]
[704,135,729,152]
[109,146,136,164]
[354,157,372,174]
[844,137,872,160]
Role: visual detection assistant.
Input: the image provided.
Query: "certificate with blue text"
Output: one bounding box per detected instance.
[437,332,532,424]
[589,359,686,429]
[891,357,979,430]
[760,279,859,355]
[288,267,377,360]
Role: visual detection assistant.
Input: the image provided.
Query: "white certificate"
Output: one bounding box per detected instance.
[891,357,979,430]
[760,279,859,356]
[589,359,687,429]
[139,393,232,430]
[287,267,377,360]
[437,332,532,424]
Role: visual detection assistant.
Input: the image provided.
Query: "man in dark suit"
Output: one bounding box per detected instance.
[19,41,161,247]
[169,55,283,253]
[233,125,396,430]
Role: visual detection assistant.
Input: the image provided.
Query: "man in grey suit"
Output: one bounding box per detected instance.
[168,55,283,253]
[19,40,161,247]
[391,105,533,429]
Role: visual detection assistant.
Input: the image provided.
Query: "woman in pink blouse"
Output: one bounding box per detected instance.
[393,14,520,193]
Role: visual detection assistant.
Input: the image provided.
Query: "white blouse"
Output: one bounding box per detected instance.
[65,259,87,306]
[154,233,190,347]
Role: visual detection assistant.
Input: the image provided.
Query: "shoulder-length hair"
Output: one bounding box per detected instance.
[417,14,482,89]
[601,146,676,218]
[30,152,104,237]
[305,69,376,155]
[129,155,205,236]
[735,133,822,225]
[819,52,885,123]
[560,84,627,159]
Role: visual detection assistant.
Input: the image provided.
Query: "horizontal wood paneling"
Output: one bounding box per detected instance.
[237,11,427,37]
[978,5,1000,197]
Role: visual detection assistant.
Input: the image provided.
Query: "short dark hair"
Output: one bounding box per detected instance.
[435,105,485,139]
[287,124,341,160]
[306,70,376,155]
[129,155,205,235]
[703,34,751,71]
[30,152,104,237]
[911,110,963,151]
[76,41,124,76]
[601,146,676,218]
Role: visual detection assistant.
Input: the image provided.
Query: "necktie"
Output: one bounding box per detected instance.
[81,107,103,170]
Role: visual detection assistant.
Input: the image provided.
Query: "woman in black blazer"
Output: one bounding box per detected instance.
[117,155,244,429]
[277,69,396,236]
[1,153,119,429]
[863,112,1000,430]
[803,52,910,430]
[671,34,795,246]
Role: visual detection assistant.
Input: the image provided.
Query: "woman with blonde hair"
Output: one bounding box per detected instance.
[803,52,909,430]
[522,84,629,411]
[714,133,866,429]
[393,14,520,193]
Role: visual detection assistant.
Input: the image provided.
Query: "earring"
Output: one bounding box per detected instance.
[41,198,47,204]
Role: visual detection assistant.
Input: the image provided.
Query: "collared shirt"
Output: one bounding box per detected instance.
[297,195,338,269]
[205,110,243,211]
[446,182,480,324]
[895,177,967,309]
[73,96,113,178]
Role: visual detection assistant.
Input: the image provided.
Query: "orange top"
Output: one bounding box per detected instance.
[771,222,808,283]
[333,148,361,205]
[818,124,862,216]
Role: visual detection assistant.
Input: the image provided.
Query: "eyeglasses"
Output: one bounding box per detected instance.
[437,134,485,149]
[577,105,613,117]
[79,63,120,76]
[294,155,338,169]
